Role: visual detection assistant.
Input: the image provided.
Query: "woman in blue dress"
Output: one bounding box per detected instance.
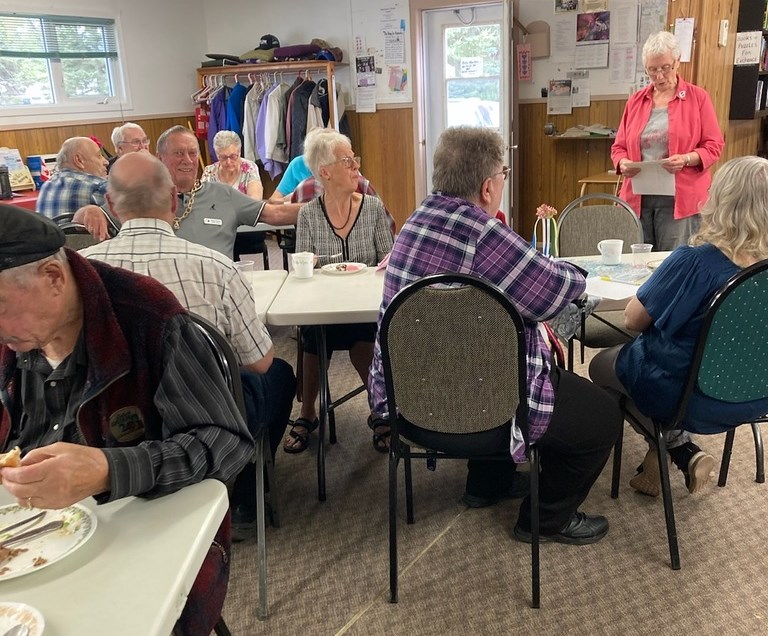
[590,155,768,496]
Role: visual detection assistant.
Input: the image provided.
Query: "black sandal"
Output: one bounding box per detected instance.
[283,417,319,454]
[368,414,391,454]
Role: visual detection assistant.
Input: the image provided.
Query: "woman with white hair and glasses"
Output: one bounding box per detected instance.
[283,127,394,455]
[202,130,263,199]
[612,31,724,251]
[590,156,768,497]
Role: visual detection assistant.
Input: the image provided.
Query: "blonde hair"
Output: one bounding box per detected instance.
[690,155,768,263]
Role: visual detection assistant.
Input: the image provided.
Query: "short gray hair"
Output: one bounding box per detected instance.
[213,130,241,154]
[111,122,144,150]
[303,128,353,178]
[156,125,195,156]
[56,137,89,170]
[431,127,504,200]
[108,154,175,218]
[691,155,768,263]
[0,249,67,289]
[642,31,680,64]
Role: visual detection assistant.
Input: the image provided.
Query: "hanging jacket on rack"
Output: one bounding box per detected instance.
[225,82,249,141]
[207,86,230,162]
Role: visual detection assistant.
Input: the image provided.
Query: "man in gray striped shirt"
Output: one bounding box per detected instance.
[82,152,296,537]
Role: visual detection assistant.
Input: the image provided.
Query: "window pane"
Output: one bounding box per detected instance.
[446,79,500,127]
[0,57,53,106]
[444,24,501,77]
[61,58,111,98]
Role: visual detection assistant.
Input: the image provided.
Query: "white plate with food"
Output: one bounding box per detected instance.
[0,503,97,582]
[0,602,45,636]
[321,262,367,275]
[646,259,665,270]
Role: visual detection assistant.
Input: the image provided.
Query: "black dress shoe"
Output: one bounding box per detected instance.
[461,472,531,508]
[514,511,609,545]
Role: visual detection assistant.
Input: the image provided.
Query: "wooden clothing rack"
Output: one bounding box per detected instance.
[196,60,343,131]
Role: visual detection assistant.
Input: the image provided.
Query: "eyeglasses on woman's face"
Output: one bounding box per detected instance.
[327,156,361,170]
[645,63,675,77]
[120,138,150,149]
[218,153,240,162]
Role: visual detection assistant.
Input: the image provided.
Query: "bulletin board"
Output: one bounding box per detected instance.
[349,0,413,106]
[517,0,668,102]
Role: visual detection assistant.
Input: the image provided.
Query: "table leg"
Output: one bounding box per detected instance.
[316,326,329,502]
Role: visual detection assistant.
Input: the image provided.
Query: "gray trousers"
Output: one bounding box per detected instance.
[640,195,700,252]
[588,345,691,449]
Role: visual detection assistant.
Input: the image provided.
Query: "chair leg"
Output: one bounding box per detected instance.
[752,423,765,484]
[610,424,624,499]
[655,425,680,570]
[579,311,586,364]
[262,245,270,270]
[404,452,414,524]
[214,616,232,636]
[567,337,574,371]
[389,451,399,603]
[530,446,540,609]
[263,439,280,528]
[718,429,736,487]
[254,433,269,619]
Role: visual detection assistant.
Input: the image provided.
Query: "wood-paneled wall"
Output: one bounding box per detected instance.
[346,108,416,230]
[1,115,195,164]
[518,99,627,240]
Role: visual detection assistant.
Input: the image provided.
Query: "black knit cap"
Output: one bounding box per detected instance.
[0,203,65,271]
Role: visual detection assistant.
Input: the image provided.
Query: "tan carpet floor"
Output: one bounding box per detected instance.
[223,242,768,635]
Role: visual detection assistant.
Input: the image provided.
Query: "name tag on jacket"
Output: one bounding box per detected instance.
[204,217,223,226]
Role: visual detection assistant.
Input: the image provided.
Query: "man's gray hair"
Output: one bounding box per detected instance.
[303,127,353,178]
[212,130,242,154]
[0,249,67,289]
[56,137,88,171]
[108,154,174,217]
[111,122,144,150]
[642,31,680,64]
[431,127,505,200]
[156,125,195,156]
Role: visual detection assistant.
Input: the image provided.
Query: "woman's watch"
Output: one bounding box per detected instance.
[684,154,691,166]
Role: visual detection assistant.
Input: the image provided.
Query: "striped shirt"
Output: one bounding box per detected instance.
[81,218,271,367]
[368,193,586,461]
[296,195,394,267]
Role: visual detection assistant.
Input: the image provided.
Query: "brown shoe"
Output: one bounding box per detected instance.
[629,449,671,497]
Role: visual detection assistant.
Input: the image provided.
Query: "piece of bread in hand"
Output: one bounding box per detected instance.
[0,446,21,468]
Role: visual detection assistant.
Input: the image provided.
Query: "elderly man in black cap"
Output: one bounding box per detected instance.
[0,204,253,635]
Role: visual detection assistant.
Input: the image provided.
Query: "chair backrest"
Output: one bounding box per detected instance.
[557,193,642,257]
[380,273,529,443]
[677,260,768,414]
[60,222,99,250]
[188,312,247,419]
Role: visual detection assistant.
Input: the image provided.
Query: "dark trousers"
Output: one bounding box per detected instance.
[231,358,296,509]
[469,366,621,534]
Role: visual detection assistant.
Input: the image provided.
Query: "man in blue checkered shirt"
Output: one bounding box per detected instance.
[36,137,108,220]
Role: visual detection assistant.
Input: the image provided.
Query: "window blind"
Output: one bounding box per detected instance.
[0,13,118,59]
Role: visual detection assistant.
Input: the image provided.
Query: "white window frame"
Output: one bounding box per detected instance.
[0,9,132,117]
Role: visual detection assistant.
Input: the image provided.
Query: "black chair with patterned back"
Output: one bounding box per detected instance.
[610,259,768,570]
[380,273,541,607]
[557,193,644,368]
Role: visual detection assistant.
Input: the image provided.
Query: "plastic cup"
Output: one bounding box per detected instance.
[597,239,623,265]
[234,259,254,275]
[631,243,653,268]
[291,252,315,279]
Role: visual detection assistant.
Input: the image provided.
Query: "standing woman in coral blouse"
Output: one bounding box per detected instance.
[612,31,724,251]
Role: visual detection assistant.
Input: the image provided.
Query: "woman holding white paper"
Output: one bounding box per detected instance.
[612,31,723,251]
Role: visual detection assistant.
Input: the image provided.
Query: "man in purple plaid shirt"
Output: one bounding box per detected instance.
[369,127,621,545]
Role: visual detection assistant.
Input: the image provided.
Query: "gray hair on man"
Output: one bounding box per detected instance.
[303,127,353,178]
[212,130,242,154]
[56,137,90,170]
[642,31,680,64]
[111,122,145,151]
[0,249,67,289]
[156,125,195,156]
[431,127,505,201]
[108,153,175,219]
